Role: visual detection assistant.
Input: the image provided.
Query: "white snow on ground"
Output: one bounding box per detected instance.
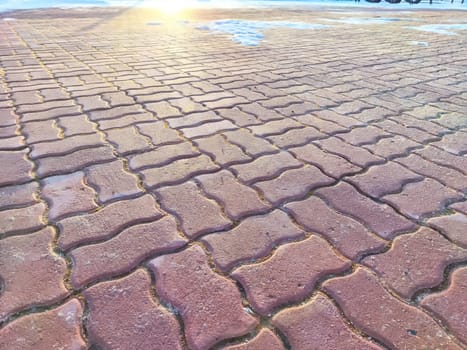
[197,19,329,45]
[408,23,467,35]
[322,17,419,24]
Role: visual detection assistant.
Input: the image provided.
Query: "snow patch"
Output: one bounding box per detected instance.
[408,24,467,35]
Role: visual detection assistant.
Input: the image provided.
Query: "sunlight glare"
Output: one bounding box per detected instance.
[152,0,191,15]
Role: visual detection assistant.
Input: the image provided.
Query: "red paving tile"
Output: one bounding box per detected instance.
[1,5,466,350]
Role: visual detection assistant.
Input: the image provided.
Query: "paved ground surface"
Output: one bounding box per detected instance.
[0,5,466,350]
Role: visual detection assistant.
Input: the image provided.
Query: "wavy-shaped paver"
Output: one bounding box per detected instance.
[323,268,463,350]
[220,329,284,350]
[0,227,68,322]
[148,245,258,350]
[84,269,183,350]
[232,236,350,315]
[427,212,467,248]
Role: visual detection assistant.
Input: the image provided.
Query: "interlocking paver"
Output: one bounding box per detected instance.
[0,299,85,350]
[316,182,416,239]
[427,212,467,248]
[220,329,284,350]
[254,165,333,205]
[267,127,325,148]
[0,227,68,321]
[223,129,278,156]
[57,194,162,250]
[42,171,98,221]
[181,119,238,139]
[149,245,258,350]
[197,170,269,220]
[0,149,33,186]
[383,178,463,219]
[0,203,46,237]
[195,134,251,166]
[232,236,350,315]
[70,216,187,288]
[363,135,421,159]
[230,152,302,184]
[141,154,219,188]
[363,227,467,299]
[58,114,95,136]
[202,210,305,272]
[136,121,183,146]
[323,268,463,350]
[29,133,104,159]
[84,269,183,349]
[286,196,387,260]
[415,146,467,175]
[157,181,231,238]
[273,293,383,350]
[348,161,423,198]
[421,267,467,344]
[85,160,141,202]
[0,182,38,210]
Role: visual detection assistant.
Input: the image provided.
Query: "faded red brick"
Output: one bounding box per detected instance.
[316,182,416,239]
[0,299,85,350]
[273,293,383,350]
[223,129,278,156]
[323,268,463,350]
[0,202,45,237]
[0,182,38,210]
[157,181,231,238]
[232,236,350,315]
[195,134,251,166]
[286,196,387,260]
[136,121,183,146]
[202,210,305,272]
[0,150,33,186]
[0,227,68,321]
[57,194,162,250]
[70,216,187,288]
[84,269,183,350]
[383,178,463,219]
[363,227,467,299]
[42,171,98,221]
[148,245,258,350]
[427,213,467,248]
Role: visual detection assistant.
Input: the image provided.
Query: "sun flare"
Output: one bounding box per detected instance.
[151,0,191,15]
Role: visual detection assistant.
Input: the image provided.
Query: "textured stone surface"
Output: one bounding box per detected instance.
[84,269,183,350]
[202,210,305,272]
[0,299,85,350]
[421,267,467,344]
[157,181,231,238]
[149,246,258,350]
[0,202,46,237]
[363,227,467,299]
[323,268,463,350]
[0,150,33,186]
[0,228,68,321]
[232,236,350,315]
[221,329,284,350]
[273,293,383,350]
[427,213,467,247]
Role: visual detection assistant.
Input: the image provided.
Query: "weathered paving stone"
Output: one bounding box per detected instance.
[0,227,68,321]
[21,105,81,123]
[86,160,141,203]
[42,171,98,221]
[98,112,154,130]
[427,213,467,248]
[220,329,284,350]
[197,170,269,220]
[315,137,384,168]
[363,135,421,159]
[59,114,95,136]
[0,149,33,186]
[383,178,463,220]
[230,152,302,184]
[362,227,467,299]
[104,126,150,154]
[195,134,251,166]
[316,182,416,239]
[432,132,467,155]
[0,181,38,210]
[0,299,85,350]
[0,202,46,237]
[254,165,334,205]
[223,129,278,156]
[232,236,350,315]
[415,146,467,175]
[202,210,305,272]
[84,269,183,350]
[396,154,467,192]
[57,194,162,250]
[288,143,361,178]
[421,267,467,345]
[70,216,187,288]
[348,162,423,198]
[337,125,390,146]
[165,111,221,129]
[136,121,183,146]
[267,127,325,148]
[29,133,104,159]
[285,196,387,260]
[36,146,116,177]
[322,267,463,350]
[248,119,303,137]
[157,181,231,238]
[181,120,238,139]
[148,245,258,350]
[141,154,219,188]
[272,293,383,350]
[129,142,199,171]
